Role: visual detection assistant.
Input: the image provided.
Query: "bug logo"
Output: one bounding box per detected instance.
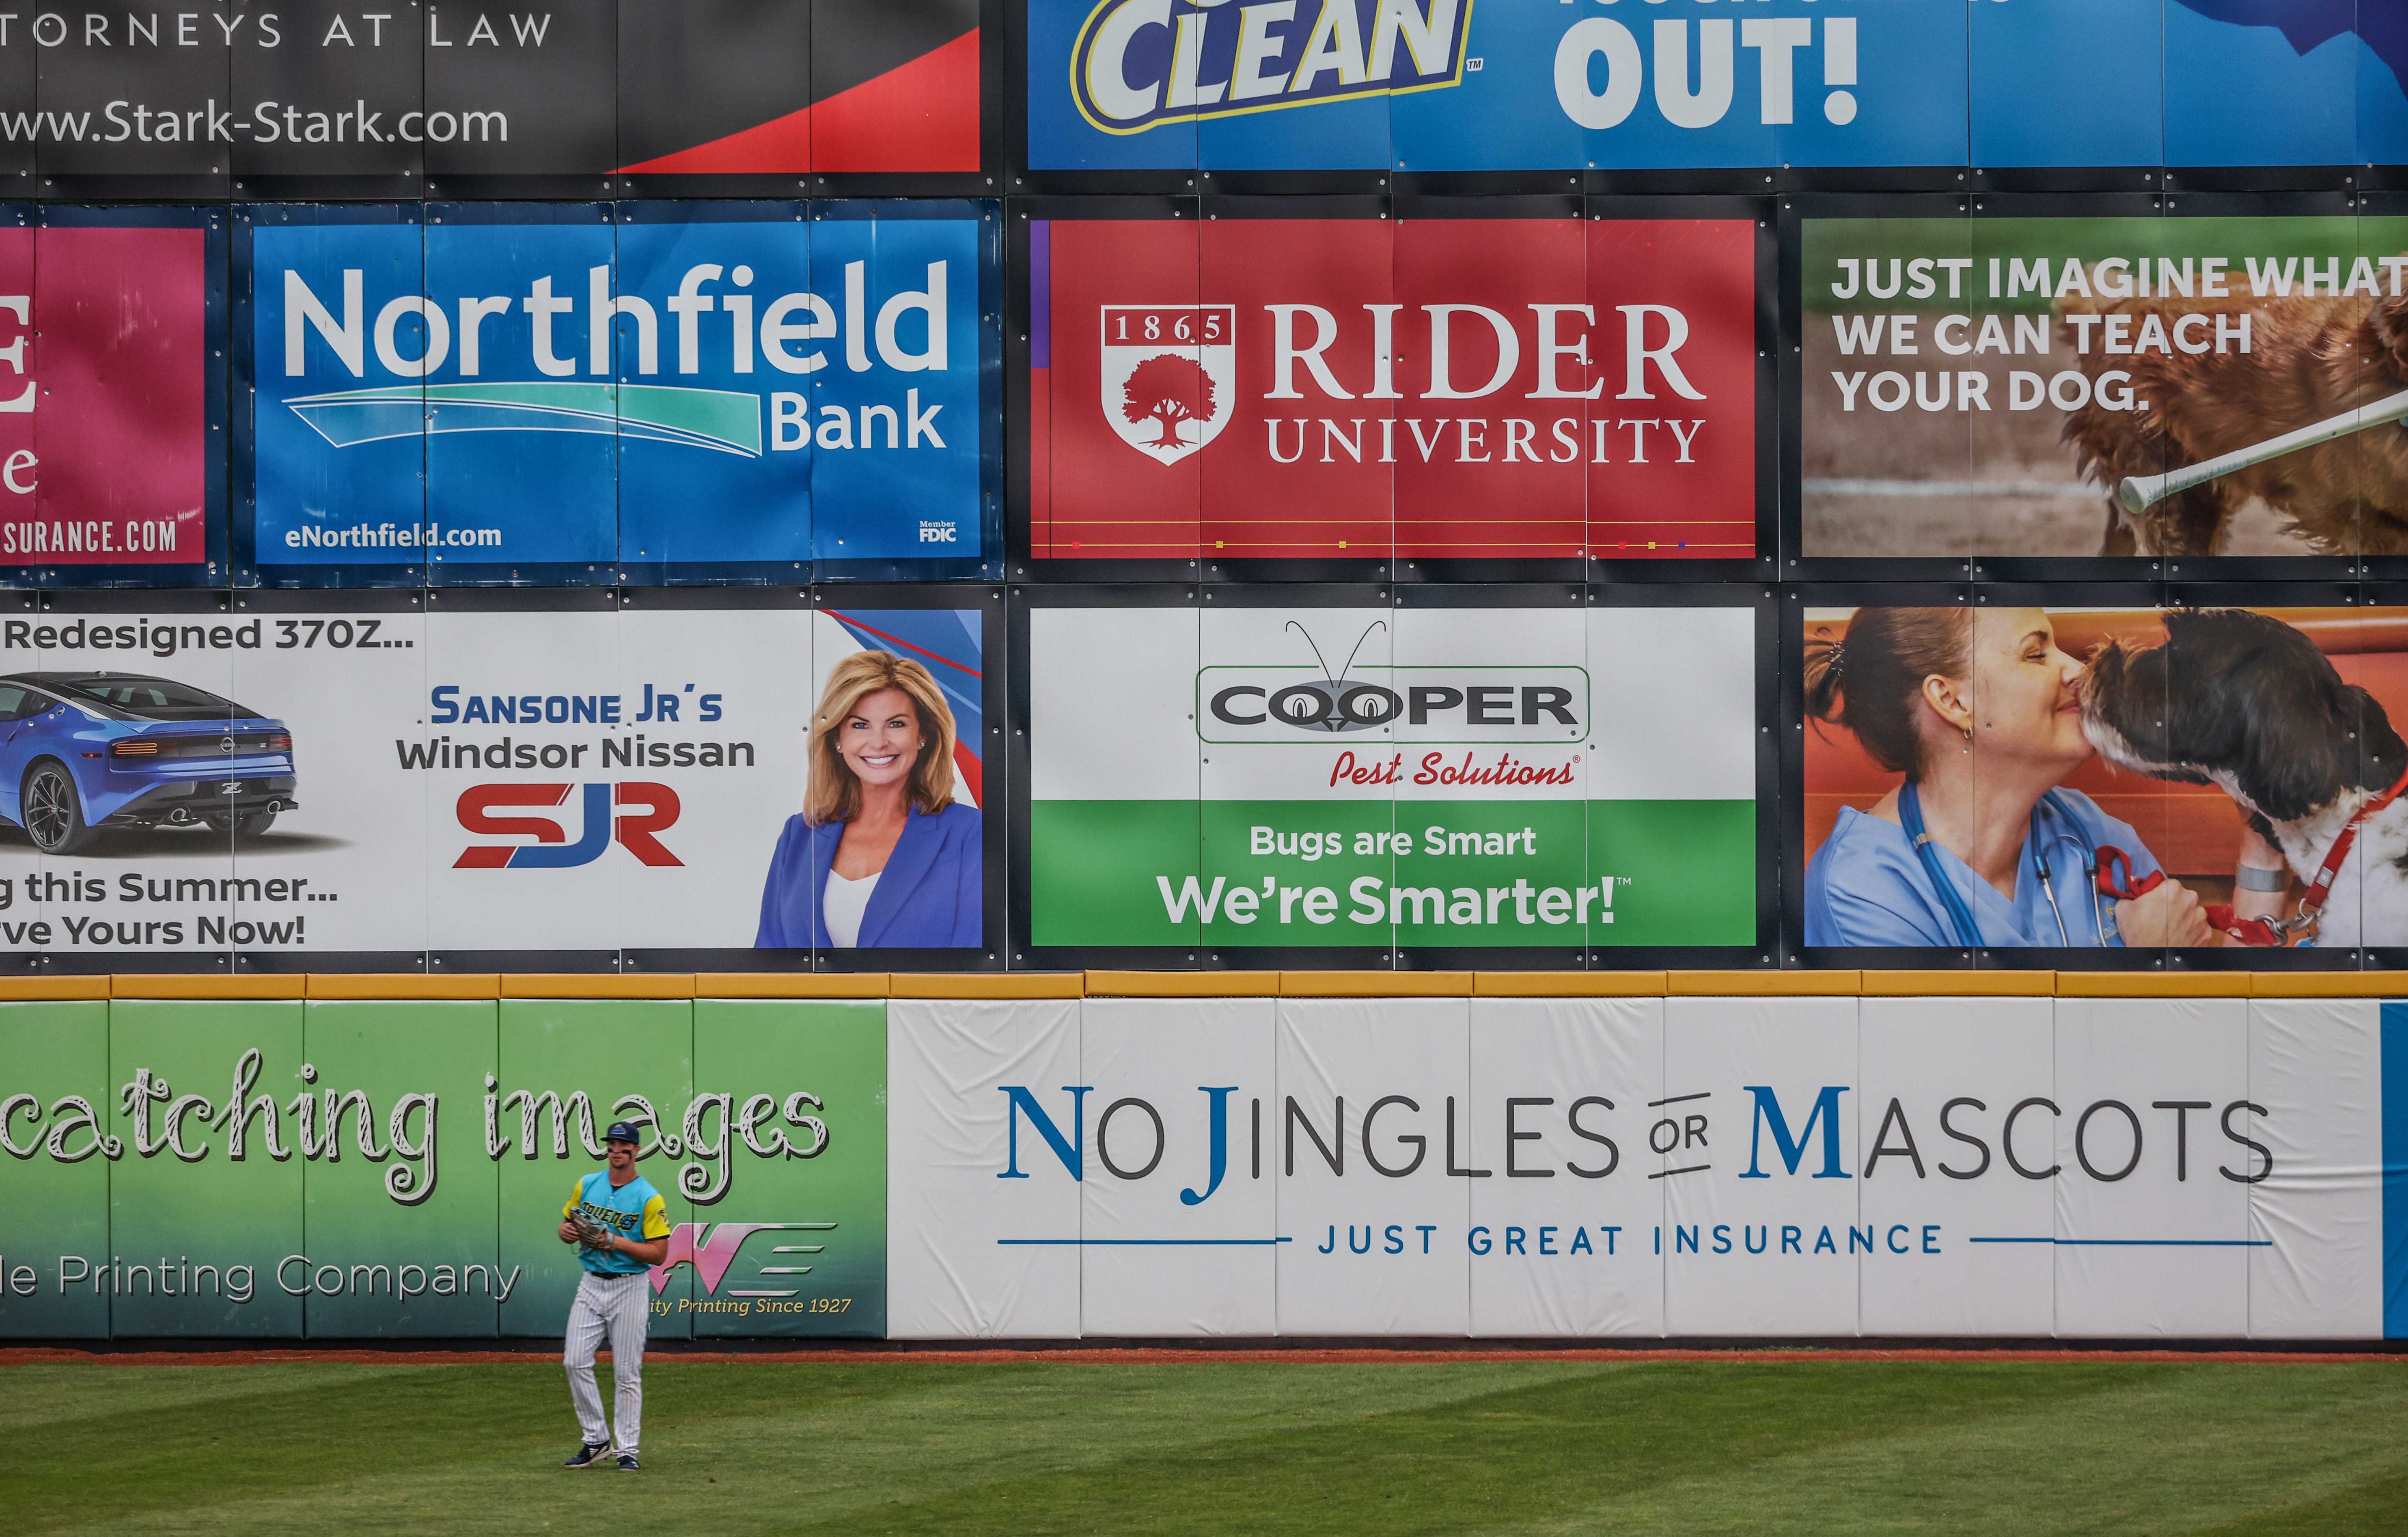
[1101,304,1235,464]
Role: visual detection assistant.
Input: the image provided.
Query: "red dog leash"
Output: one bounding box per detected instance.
[2095,761,2408,946]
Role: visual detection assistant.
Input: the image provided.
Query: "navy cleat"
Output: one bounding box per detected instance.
[563,1442,611,1469]
[617,1453,640,1471]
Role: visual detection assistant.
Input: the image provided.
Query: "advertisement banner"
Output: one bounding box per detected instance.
[0,0,979,185]
[1027,216,1759,563]
[243,202,999,580]
[1020,599,1759,960]
[0,996,885,1339]
[883,993,2397,1341]
[1031,0,2408,173]
[0,595,990,964]
[4,992,2402,1341]
[1794,604,2402,954]
[0,220,215,575]
[1796,213,2408,562]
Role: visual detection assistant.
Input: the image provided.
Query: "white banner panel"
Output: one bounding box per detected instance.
[1661,996,1862,1337]
[886,999,1082,1340]
[237,606,429,954]
[1466,997,1666,1338]
[1275,999,1472,1337]
[2248,999,2384,1339]
[872,995,2396,1341]
[1078,998,1278,1338]
[2052,998,2251,1339]
[1858,996,2055,1338]
[422,607,626,953]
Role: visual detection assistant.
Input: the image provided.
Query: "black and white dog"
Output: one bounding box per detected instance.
[2080,608,2408,947]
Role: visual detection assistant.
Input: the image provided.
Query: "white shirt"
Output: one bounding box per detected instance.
[822,869,881,948]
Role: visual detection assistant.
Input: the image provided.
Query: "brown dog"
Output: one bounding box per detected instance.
[2059,275,2408,555]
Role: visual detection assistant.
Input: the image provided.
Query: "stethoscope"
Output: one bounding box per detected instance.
[1898,783,2110,947]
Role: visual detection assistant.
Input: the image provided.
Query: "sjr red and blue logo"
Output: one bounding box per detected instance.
[453,782,681,869]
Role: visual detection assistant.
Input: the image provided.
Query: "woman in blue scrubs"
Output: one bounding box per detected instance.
[1803,607,2215,948]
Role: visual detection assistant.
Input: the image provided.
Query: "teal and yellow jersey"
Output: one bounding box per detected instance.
[566,1170,672,1276]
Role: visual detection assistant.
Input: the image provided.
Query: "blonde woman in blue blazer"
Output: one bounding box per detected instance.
[756,650,981,949]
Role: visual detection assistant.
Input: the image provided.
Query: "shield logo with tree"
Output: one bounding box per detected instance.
[1099,304,1236,464]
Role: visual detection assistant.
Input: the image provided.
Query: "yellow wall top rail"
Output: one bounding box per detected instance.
[0,970,2395,1001]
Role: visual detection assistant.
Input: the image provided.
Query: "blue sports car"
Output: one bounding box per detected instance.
[0,673,299,854]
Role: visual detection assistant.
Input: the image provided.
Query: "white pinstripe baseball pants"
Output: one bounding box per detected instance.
[564,1270,651,1455]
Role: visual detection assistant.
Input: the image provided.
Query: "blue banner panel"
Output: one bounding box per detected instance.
[243,203,996,584]
[424,205,621,578]
[1033,0,1968,172]
[612,207,813,572]
[1968,0,2163,170]
[805,204,995,571]
[248,208,432,580]
[1033,0,2408,173]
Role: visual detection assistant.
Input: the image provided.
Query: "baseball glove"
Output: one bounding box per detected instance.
[567,1211,614,1252]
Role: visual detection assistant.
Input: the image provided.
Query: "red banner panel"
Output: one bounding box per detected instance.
[0,227,207,567]
[1029,216,1756,562]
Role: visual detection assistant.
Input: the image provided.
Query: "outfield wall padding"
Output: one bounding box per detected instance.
[2,987,2401,1341]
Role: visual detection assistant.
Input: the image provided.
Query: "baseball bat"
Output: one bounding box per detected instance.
[2116,385,2408,515]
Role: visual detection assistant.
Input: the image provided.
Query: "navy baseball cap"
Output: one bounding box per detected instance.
[604,1121,643,1144]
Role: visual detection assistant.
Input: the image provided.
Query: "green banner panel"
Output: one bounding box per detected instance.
[106,1000,306,1337]
[1030,800,1205,949]
[689,1000,888,1339]
[1588,801,1758,948]
[0,1002,113,1339]
[299,1002,500,1339]
[495,1000,696,1340]
[1031,800,1753,949]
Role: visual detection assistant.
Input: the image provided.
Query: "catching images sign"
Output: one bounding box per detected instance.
[0,996,889,1340]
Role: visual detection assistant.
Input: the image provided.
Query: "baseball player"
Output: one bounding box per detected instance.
[559,1120,671,1471]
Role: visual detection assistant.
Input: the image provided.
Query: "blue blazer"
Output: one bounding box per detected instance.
[755,802,982,949]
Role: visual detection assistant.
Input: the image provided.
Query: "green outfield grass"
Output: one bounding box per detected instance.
[11,1356,2408,1535]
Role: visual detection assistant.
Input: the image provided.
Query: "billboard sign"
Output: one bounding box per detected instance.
[1796,213,2408,562]
[0,597,991,964]
[245,204,999,578]
[0,222,215,573]
[1793,604,2408,956]
[1027,217,1759,563]
[885,994,2396,1341]
[0,996,888,1339]
[0,0,980,184]
[1030,0,2408,173]
[1020,600,1759,958]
